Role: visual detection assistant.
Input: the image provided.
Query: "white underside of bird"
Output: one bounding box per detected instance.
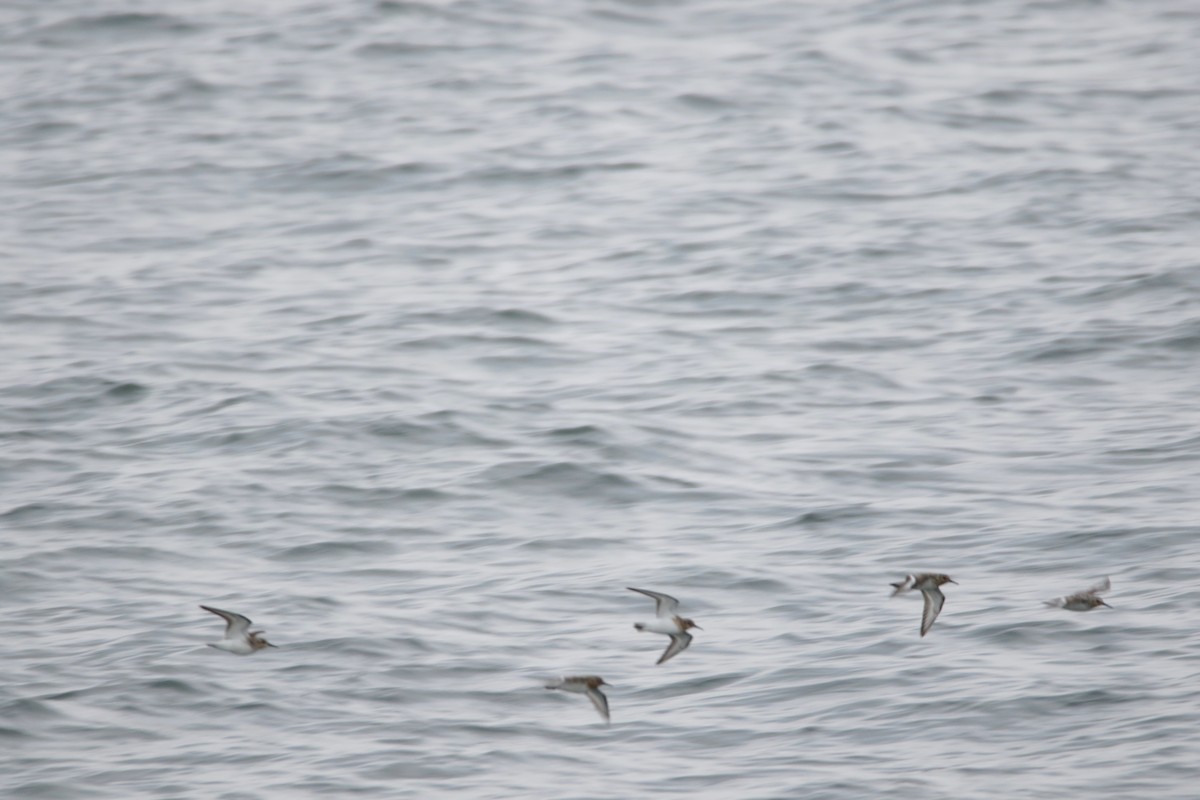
[209,638,258,655]
[635,617,686,635]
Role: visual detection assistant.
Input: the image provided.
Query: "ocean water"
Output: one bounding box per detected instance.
[3,0,1200,797]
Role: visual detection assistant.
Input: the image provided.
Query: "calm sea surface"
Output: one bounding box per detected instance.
[3,1,1200,798]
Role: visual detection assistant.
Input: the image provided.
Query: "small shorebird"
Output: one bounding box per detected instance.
[1045,577,1112,611]
[890,574,957,637]
[200,605,277,654]
[628,587,701,664]
[544,676,611,723]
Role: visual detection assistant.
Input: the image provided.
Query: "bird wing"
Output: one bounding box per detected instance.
[627,587,680,617]
[657,632,693,664]
[1085,577,1111,595]
[585,686,610,722]
[919,588,945,637]
[201,605,251,637]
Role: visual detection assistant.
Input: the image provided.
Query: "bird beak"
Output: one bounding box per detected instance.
[266,642,279,647]
[1100,600,1112,608]
[947,579,958,585]
[693,624,703,630]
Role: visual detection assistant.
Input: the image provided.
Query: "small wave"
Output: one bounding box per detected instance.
[366,416,507,448]
[1150,319,1200,352]
[273,539,397,562]
[403,306,559,328]
[463,162,645,185]
[539,424,609,441]
[516,536,621,552]
[320,484,458,507]
[477,460,642,501]
[395,332,555,351]
[1020,334,1123,363]
[255,155,438,193]
[676,92,737,110]
[7,375,149,407]
[374,0,454,16]
[14,543,184,566]
[105,382,148,400]
[355,41,470,58]
[37,12,199,39]
[1,503,60,522]
[777,504,877,527]
[0,698,63,721]
[646,672,750,697]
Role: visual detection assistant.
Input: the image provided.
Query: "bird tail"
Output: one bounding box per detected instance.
[634,623,645,631]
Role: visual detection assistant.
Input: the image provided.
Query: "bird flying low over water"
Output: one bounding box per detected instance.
[200,605,277,654]
[890,574,957,637]
[544,676,611,723]
[628,587,701,664]
[1045,577,1112,611]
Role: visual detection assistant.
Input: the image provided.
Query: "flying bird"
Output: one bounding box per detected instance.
[890,574,957,637]
[544,676,611,723]
[628,587,701,664]
[1045,577,1112,611]
[200,605,277,654]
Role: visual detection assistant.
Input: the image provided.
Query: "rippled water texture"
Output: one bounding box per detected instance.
[3,0,1200,797]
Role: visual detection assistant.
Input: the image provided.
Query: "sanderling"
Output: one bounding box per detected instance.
[890,574,957,637]
[1045,577,1112,611]
[628,587,701,664]
[544,676,611,723]
[200,605,277,654]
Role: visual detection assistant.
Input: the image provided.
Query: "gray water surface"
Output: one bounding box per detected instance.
[3,1,1200,798]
